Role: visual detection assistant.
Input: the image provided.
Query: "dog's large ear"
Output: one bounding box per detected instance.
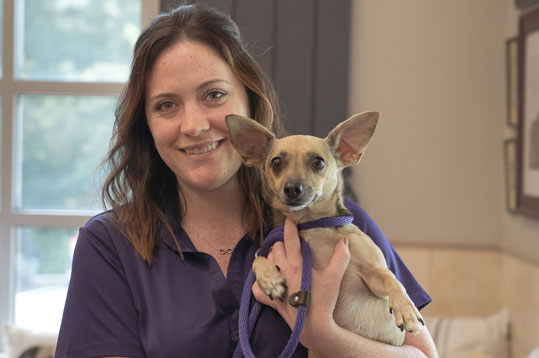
[226,114,275,167]
[326,111,379,167]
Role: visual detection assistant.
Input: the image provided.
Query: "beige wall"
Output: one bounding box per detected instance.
[348,0,539,261]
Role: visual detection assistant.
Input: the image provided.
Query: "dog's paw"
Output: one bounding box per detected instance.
[388,294,424,334]
[252,256,287,301]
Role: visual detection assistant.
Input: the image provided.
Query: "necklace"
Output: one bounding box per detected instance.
[200,236,234,255]
[183,223,237,255]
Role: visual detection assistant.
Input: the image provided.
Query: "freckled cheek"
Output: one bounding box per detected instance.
[148,121,179,147]
[223,95,250,119]
[223,141,243,164]
[216,106,246,130]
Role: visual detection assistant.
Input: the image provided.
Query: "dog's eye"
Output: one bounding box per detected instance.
[271,157,282,172]
[312,157,326,170]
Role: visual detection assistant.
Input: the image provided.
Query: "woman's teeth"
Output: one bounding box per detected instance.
[184,141,218,154]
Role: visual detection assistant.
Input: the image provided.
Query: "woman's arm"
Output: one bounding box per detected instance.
[252,219,438,358]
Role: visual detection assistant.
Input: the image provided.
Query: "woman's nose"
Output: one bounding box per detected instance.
[180,103,210,137]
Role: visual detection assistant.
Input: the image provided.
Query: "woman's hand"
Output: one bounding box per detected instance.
[251,218,351,347]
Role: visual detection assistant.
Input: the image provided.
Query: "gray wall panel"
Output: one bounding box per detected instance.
[160,0,183,12]
[313,0,351,137]
[196,0,233,14]
[234,0,275,78]
[274,0,315,135]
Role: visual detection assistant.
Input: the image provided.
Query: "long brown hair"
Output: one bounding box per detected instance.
[102,4,284,263]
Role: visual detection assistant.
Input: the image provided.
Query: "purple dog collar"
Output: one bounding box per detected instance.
[233,215,354,358]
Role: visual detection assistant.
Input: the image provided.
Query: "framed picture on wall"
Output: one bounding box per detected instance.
[517,7,539,217]
[504,139,518,213]
[506,37,519,128]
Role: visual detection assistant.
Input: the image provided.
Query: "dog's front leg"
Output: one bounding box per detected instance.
[252,256,287,301]
[355,261,424,334]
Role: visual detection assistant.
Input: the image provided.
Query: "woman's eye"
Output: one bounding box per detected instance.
[206,89,227,101]
[271,157,282,172]
[156,101,175,111]
[312,156,325,170]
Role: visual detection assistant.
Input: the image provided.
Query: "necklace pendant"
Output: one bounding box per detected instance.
[219,248,233,255]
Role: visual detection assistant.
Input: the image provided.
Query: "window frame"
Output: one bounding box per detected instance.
[0,0,160,333]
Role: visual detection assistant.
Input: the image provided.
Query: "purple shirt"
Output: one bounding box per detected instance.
[55,198,431,358]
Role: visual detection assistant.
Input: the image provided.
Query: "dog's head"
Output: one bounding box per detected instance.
[226,111,379,221]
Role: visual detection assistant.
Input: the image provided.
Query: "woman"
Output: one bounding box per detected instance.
[55,4,437,358]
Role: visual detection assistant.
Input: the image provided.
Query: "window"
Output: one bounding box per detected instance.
[0,0,160,335]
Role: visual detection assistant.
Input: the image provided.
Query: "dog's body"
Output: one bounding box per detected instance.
[226,112,423,353]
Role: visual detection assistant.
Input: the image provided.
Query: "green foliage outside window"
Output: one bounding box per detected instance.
[20,95,116,210]
[20,0,140,81]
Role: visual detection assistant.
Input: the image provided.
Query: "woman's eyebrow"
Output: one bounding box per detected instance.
[148,92,177,103]
[197,79,230,90]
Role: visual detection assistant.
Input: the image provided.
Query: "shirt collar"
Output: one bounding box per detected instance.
[159,204,197,254]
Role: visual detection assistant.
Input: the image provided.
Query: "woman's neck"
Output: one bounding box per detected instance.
[179,178,245,229]
[178,177,247,277]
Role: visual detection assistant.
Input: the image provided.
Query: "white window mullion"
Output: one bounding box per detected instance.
[8,212,92,228]
[14,81,126,95]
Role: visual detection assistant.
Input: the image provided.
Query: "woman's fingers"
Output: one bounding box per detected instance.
[269,241,286,263]
[283,218,302,261]
[267,219,302,275]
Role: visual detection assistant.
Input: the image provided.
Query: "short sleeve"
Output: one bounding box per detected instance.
[55,215,145,358]
[344,198,432,310]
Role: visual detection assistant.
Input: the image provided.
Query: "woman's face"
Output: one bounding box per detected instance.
[145,40,249,194]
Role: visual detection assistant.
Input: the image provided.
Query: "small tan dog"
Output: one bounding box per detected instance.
[226,111,424,349]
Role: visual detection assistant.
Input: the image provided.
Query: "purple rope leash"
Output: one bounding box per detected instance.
[233,216,354,358]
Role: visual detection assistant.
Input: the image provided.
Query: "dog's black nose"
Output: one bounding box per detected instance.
[284,182,303,199]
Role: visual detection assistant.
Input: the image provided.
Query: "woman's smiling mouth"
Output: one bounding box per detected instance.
[182,140,223,154]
